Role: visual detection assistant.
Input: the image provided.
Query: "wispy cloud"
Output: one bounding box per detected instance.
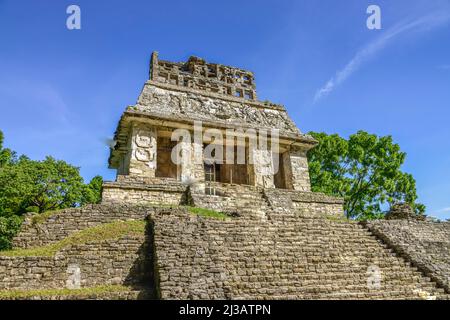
[436,207,450,213]
[438,64,450,70]
[314,11,450,103]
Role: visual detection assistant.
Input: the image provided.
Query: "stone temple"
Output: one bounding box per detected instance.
[0,53,449,300]
[102,52,332,211]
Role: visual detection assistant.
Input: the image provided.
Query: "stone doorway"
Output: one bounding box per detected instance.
[274,152,287,189]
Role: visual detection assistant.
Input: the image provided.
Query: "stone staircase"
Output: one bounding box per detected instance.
[153,210,450,300]
[364,219,450,294]
[1,187,448,300]
[189,183,344,220]
[189,183,272,220]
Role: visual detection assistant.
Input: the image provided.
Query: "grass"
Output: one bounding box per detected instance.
[0,285,130,299]
[31,209,63,225]
[185,206,229,220]
[325,214,351,223]
[0,220,146,257]
[142,203,230,220]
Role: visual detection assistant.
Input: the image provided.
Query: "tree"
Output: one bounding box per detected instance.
[307,131,425,220]
[0,156,85,215]
[0,130,105,250]
[0,215,22,250]
[82,175,103,205]
[0,130,14,168]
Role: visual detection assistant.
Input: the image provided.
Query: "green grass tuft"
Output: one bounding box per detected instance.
[185,206,229,220]
[31,210,63,225]
[325,215,352,223]
[140,203,229,220]
[0,285,129,299]
[0,220,146,257]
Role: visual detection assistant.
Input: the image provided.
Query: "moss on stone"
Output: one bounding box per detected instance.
[186,206,229,220]
[141,203,229,220]
[0,220,146,257]
[30,209,63,226]
[0,285,129,299]
[324,214,353,223]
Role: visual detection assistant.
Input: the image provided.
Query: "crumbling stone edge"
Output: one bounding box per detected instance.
[360,220,450,294]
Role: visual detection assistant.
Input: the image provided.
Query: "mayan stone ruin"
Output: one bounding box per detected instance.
[0,52,449,300]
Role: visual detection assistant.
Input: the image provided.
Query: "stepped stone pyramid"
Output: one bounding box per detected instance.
[0,53,449,300]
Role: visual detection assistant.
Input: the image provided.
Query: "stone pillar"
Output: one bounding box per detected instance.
[191,140,205,193]
[127,123,157,177]
[288,147,311,192]
[252,149,275,188]
[177,139,205,193]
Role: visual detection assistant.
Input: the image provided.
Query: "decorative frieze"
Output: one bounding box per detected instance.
[128,124,157,176]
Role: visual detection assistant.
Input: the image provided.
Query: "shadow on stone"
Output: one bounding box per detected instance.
[124,221,155,299]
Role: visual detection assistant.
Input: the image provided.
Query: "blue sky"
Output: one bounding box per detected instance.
[0,0,449,219]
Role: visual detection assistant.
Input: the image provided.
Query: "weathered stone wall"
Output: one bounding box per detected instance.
[151,210,447,300]
[102,176,187,207]
[364,219,450,293]
[189,183,344,220]
[292,201,343,218]
[0,234,151,291]
[288,147,311,192]
[102,183,185,206]
[13,203,156,249]
[150,52,258,101]
[263,189,344,218]
[1,289,148,300]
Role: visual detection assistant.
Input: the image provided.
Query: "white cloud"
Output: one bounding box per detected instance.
[314,11,450,103]
[436,207,450,213]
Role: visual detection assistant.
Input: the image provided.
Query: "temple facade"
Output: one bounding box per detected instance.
[103,52,341,217]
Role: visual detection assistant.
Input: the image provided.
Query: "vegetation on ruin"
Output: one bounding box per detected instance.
[0,130,103,250]
[0,285,130,299]
[186,206,229,220]
[30,209,64,226]
[143,203,230,220]
[0,220,146,257]
[308,131,425,220]
[324,215,353,223]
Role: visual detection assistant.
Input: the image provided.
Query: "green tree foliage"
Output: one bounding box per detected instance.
[0,130,14,168]
[0,130,104,250]
[307,131,425,220]
[82,175,103,205]
[0,156,85,215]
[0,215,22,250]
